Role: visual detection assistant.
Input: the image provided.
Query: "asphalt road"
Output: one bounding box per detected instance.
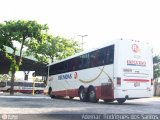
[0,94,160,120]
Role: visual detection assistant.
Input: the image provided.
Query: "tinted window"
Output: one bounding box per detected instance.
[0,82,6,87]
[79,54,90,69]
[49,65,54,76]
[90,50,99,67]
[7,81,11,86]
[68,57,79,72]
[49,45,114,75]
[106,45,114,65]
[97,47,106,66]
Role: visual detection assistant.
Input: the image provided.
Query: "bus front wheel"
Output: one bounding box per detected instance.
[117,98,126,104]
[48,88,55,98]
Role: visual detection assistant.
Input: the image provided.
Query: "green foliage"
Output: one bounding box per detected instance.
[55,36,82,60]
[0,23,15,50]
[0,20,49,68]
[1,20,81,65]
[9,59,19,73]
[26,35,82,63]
[0,22,15,59]
[153,55,160,80]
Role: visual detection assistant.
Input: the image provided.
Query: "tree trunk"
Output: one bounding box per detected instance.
[10,71,15,95]
[154,79,158,96]
[51,57,54,63]
[10,49,16,95]
[10,37,25,95]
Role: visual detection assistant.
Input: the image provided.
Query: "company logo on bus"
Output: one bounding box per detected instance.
[132,44,140,53]
[58,74,72,80]
[74,72,78,80]
[127,60,146,67]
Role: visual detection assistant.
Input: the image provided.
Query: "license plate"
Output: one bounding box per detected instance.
[134,82,140,87]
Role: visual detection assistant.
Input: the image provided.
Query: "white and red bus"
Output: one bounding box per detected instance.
[0,81,45,94]
[46,39,153,103]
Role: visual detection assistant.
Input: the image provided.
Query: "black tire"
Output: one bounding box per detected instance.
[7,88,11,92]
[88,87,98,103]
[117,98,126,104]
[69,96,74,99]
[103,99,114,103]
[48,88,55,98]
[79,87,88,102]
[35,90,40,94]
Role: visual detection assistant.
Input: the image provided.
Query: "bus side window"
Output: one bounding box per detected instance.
[70,58,77,71]
[73,57,79,71]
[29,83,32,87]
[83,54,90,69]
[14,82,18,86]
[68,59,72,72]
[90,50,99,68]
[35,83,38,87]
[106,45,114,65]
[78,55,83,69]
[7,81,11,86]
[79,54,90,69]
[98,48,105,66]
[49,65,54,75]
[0,82,6,87]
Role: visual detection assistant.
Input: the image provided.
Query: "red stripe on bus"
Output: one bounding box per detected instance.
[123,79,150,82]
[51,85,114,100]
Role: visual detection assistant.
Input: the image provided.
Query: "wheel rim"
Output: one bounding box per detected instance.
[80,90,85,99]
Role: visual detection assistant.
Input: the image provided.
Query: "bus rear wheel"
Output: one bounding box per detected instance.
[117,98,126,104]
[48,88,55,98]
[69,96,74,99]
[79,87,88,102]
[7,88,11,92]
[35,90,40,94]
[88,87,98,103]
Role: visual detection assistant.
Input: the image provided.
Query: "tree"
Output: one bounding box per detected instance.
[0,23,14,51]
[0,22,17,93]
[26,36,82,63]
[55,36,82,60]
[153,55,160,79]
[0,22,16,62]
[0,20,48,95]
[153,55,160,95]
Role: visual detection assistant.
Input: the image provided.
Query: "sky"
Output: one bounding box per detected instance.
[1,0,160,79]
[0,0,160,55]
